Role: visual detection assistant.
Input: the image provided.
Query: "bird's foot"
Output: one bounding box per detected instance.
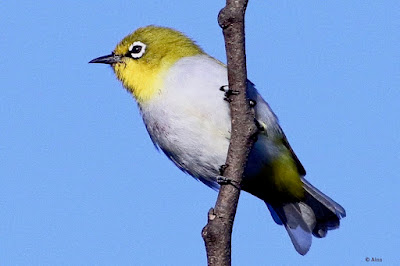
[220,85,239,102]
[216,176,241,190]
[219,86,257,107]
[219,164,229,175]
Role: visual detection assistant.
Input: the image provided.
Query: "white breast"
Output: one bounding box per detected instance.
[138,54,282,188]
[140,55,232,187]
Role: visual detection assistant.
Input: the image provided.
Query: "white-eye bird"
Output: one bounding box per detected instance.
[89,25,346,255]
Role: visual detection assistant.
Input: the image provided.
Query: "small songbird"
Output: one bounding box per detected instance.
[89,25,345,255]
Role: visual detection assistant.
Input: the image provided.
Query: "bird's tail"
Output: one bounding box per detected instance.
[266,177,346,255]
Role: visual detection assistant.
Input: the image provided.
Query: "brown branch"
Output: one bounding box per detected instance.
[201,0,258,265]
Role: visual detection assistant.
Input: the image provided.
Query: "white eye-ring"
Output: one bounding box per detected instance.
[128,41,146,59]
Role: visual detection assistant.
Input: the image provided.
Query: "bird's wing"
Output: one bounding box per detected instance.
[247,81,306,176]
[281,130,306,176]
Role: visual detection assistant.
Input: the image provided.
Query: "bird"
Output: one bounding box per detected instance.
[89,25,346,255]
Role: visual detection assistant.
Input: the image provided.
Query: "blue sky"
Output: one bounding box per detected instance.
[1,1,399,265]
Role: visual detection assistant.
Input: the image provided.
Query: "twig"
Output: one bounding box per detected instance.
[201,1,258,265]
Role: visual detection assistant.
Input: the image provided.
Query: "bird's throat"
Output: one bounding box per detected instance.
[113,62,164,103]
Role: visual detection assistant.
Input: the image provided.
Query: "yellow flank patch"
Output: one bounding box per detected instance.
[269,153,305,201]
[246,147,304,204]
[111,26,205,103]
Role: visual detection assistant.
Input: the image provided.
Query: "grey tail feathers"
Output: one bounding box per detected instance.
[267,177,346,255]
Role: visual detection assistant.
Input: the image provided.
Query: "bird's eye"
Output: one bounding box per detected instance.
[128,41,146,59]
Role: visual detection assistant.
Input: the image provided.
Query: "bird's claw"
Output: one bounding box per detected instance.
[224,97,232,103]
[220,85,239,102]
[220,86,257,108]
[219,164,229,175]
[216,176,241,190]
[219,85,229,92]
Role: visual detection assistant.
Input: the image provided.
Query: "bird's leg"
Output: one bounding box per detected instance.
[219,85,229,93]
[224,97,232,103]
[216,176,241,190]
[217,164,241,189]
[220,86,257,108]
[219,85,239,102]
[247,99,264,132]
[219,164,229,175]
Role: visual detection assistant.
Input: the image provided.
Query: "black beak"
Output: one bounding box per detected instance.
[89,53,123,64]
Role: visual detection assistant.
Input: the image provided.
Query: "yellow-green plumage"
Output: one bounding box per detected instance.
[89,25,345,256]
[271,157,304,200]
[113,26,204,102]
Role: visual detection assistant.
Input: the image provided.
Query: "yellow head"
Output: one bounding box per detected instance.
[89,26,204,103]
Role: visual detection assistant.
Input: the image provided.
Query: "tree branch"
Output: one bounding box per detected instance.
[202,1,258,265]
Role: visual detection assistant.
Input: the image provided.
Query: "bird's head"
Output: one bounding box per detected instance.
[89,26,204,103]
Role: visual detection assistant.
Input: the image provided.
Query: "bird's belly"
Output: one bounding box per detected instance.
[141,102,303,201]
[141,100,231,188]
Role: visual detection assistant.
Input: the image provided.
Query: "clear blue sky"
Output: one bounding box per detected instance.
[1,1,399,265]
